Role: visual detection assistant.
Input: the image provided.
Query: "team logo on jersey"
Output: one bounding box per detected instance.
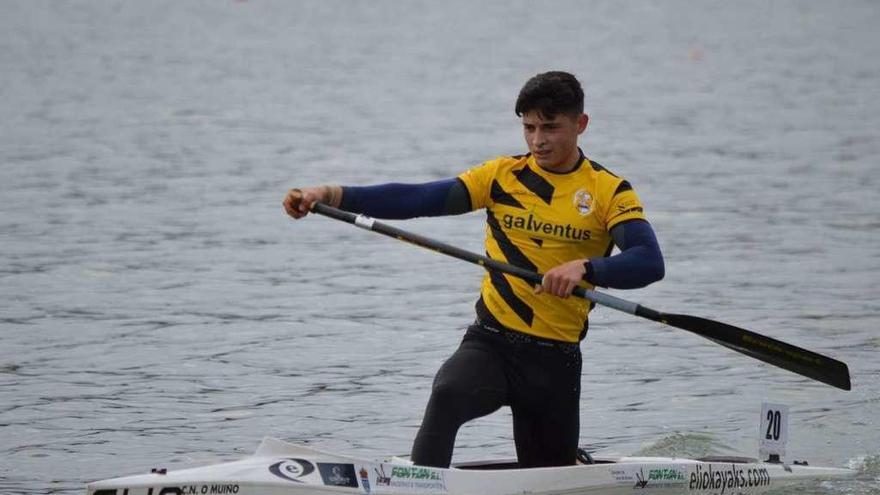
[573,189,593,216]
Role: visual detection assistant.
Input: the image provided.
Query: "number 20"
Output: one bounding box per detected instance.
[765,410,782,440]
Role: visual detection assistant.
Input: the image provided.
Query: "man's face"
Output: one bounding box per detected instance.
[521,111,588,172]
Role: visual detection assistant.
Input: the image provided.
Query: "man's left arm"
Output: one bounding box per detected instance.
[586,219,664,289]
[537,219,664,296]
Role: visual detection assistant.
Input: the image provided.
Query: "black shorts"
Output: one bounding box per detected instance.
[411,322,582,468]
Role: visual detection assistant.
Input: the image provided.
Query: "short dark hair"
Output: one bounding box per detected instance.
[514,71,584,118]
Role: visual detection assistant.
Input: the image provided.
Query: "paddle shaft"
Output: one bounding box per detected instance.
[309,203,851,391]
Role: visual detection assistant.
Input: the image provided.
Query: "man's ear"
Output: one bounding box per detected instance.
[578,113,589,133]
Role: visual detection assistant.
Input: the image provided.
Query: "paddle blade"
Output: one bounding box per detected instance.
[661,314,851,391]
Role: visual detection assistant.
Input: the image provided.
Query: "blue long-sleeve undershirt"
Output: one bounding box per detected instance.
[340,179,468,219]
[588,219,665,289]
[339,180,664,289]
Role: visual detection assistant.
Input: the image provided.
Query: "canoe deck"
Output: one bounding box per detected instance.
[87,437,855,495]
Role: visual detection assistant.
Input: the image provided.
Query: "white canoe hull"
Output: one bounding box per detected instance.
[87,437,854,495]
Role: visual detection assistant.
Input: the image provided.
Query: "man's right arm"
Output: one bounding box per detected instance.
[283,185,343,219]
[282,179,471,220]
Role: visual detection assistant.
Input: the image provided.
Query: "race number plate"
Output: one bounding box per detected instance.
[759,403,789,461]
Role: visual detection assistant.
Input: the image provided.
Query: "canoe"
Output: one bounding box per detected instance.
[87,436,854,495]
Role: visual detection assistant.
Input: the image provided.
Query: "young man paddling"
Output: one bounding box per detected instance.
[283,71,664,468]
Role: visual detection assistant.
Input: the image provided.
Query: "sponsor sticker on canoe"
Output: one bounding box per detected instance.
[373,464,392,487]
[318,463,359,488]
[388,465,446,491]
[268,458,316,483]
[359,466,372,493]
[611,465,687,490]
[356,463,446,493]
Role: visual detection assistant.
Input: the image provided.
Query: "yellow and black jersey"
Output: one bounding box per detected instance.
[457,151,646,343]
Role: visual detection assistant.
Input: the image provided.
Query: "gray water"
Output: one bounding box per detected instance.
[1,1,879,493]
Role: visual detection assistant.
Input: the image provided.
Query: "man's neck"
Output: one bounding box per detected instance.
[538,147,582,174]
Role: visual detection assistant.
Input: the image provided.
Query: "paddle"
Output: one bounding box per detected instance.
[309,202,851,391]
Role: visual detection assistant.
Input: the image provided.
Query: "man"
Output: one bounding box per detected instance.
[283,71,664,468]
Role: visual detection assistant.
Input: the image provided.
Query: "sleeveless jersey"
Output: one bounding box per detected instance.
[457,151,646,342]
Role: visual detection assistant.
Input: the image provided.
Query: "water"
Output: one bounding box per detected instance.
[1,1,878,493]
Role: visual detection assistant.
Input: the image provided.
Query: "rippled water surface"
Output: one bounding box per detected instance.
[1,1,878,493]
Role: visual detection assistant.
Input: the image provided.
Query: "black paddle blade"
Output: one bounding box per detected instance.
[661,313,851,390]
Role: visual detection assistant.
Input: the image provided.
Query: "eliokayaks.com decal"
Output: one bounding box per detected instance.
[689,464,772,494]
